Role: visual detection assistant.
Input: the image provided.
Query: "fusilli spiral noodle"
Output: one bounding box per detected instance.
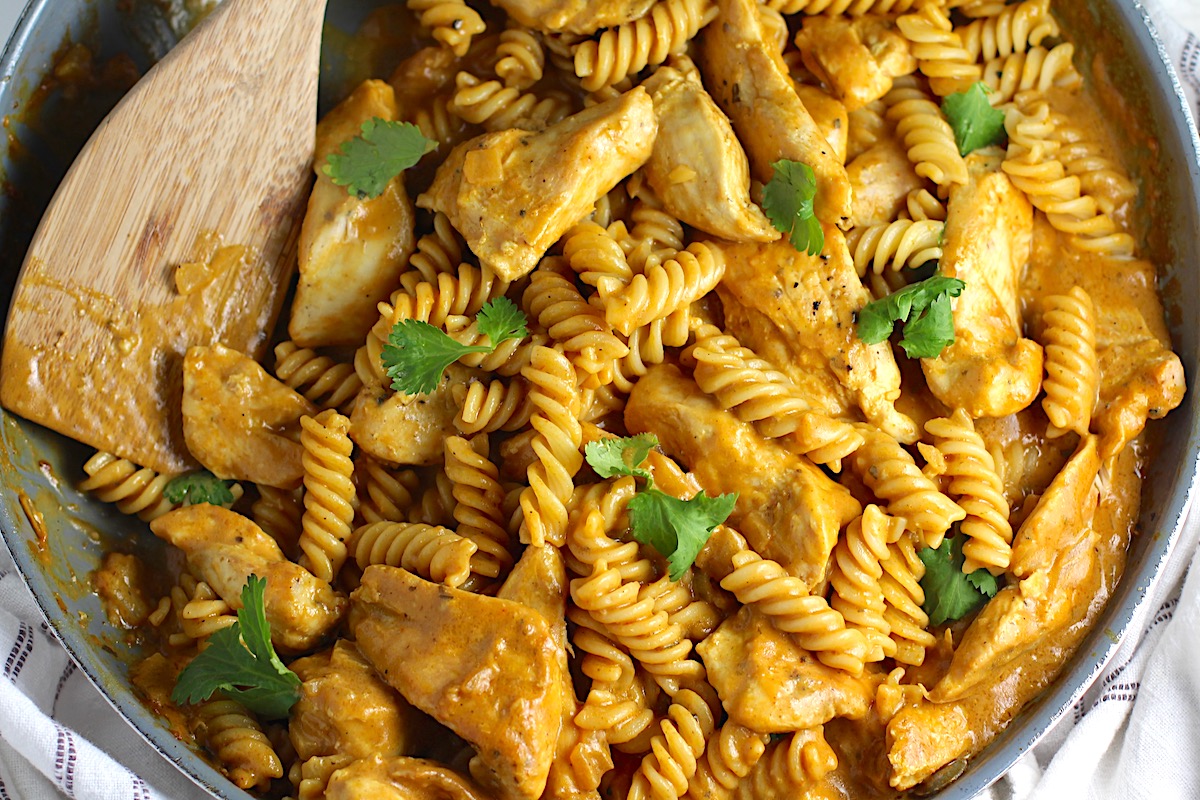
[355,457,419,525]
[879,532,937,665]
[572,0,717,92]
[297,410,356,585]
[80,450,178,522]
[720,547,869,677]
[902,188,947,222]
[396,262,509,320]
[451,71,573,132]
[896,3,981,96]
[925,409,1014,574]
[272,341,362,414]
[452,378,536,434]
[564,480,643,579]
[1002,99,1136,257]
[1038,286,1099,439]
[732,727,837,799]
[571,606,658,747]
[564,220,636,297]
[959,0,1059,63]
[850,427,965,548]
[445,434,512,578]
[192,699,283,792]
[884,76,969,187]
[829,505,896,663]
[519,346,584,547]
[604,242,725,336]
[848,219,944,277]
[407,0,486,57]
[524,260,630,378]
[1050,112,1138,216]
[763,0,927,15]
[495,26,545,90]
[981,43,1081,106]
[409,469,458,528]
[628,193,687,265]
[627,688,718,800]
[572,559,705,685]
[685,722,768,800]
[167,573,237,648]
[349,521,478,587]
[846,100,890,163]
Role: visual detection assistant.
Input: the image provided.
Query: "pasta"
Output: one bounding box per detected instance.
[61,0,1188,797]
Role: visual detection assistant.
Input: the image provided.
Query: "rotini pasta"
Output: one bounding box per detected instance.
[572,0,717,92]
[1038,286,1099,439]
[896,3,981,97]
[829,504,896,662]
[924,410,1014,574]
[884,76,969,187]
[191,699,283,792]
[958,0,1060,63]
[297,409,356,584]
[349,520,478,588]
[406,0,487,57]
[519,346,585,547]
[272,341,362,414]
[444,433,513,577]
[850,427,966,548]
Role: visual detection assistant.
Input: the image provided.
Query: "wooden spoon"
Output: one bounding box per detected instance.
[0,0,329,475]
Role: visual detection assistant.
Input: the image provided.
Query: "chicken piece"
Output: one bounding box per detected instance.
[326,755,493,800]
[150,505,345,652]
[847,138,925,227]
[794,85,849,166]
[182,344,316,489]
[697,608,875,732]
[885,701,972,791]
[625,365,861,589]
[921,153,1044,418]
[700,0,853,229]
[1024,218,1184,462]
[350,566,562,800]
[929,435,1101,703]
[713,235,919,443]
[641,60,778,243]
[350,366,470,467]
[418,89,656,282]
[794,16,916,112]
[291,80,417,348]
[289,640,426,763]
[498,546,607,799]
[488,0,656,35]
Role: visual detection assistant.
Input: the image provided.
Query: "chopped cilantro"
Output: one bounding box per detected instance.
[583,434,736,580]
[942,83,1006,155]
[323,118,436,199]
[856,274,966,359]
[761,159,824,256]
[171,576,300,719]
[918,537,1000,626]
[381,297,528,395]
[163,470,235,507]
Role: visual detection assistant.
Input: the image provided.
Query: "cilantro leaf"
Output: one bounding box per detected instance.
[966,566,1000,597]
[762,159,824,256]
[584,434,657,482]
[475,296,528,348]
[324,118,436,199]
[171,576,300,719]
[163,470,235,507]
[942,83,1006,156]
[918,537,999,626]
[381,298,529,395]
[898,292,956,359]
[628,488,737,580]
[856,274,966,359]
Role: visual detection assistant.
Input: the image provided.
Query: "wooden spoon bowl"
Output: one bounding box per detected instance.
[0,0,329,475]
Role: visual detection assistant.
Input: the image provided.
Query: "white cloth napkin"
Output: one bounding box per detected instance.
[2,1,1200,798]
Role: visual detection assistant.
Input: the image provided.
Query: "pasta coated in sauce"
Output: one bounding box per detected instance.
[71,0,1188,797]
